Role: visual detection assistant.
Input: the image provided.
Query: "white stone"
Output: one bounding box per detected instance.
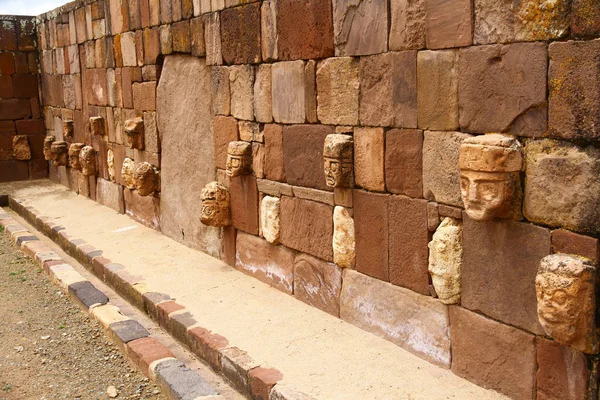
[428,217,462,304]
[260,196,281,244]
[333,206,355,268]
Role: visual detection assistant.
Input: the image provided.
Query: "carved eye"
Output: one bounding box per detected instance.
[479,182,500,201]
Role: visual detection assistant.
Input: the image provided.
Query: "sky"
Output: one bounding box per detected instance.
[0,0,68,16]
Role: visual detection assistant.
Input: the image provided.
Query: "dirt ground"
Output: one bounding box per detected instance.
[0,228,168,400]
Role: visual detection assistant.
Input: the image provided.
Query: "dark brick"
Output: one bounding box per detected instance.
[0,75,13,98]
[0,51,15,75]
[169,311,196,345]
[0,99,31,119]
[171,20,191,53]
[16,235,38,246]
[220,3,261,65]
[109,319,150,343]
[0,160,29,182]
[154,359,218,399]
[68,281,110,309]
[15,120,45,135]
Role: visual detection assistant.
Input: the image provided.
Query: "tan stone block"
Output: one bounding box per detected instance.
[389,0,425,51]
[132,82,156,111]
[253,64,272,123]
[212,66,230,116]
[354,127,384,192]
[425,0,472,49]
[333,0,388,56]
[229,65,254,121]
[238,120,259,142]
[263,124,285,182]
[256,179,293,198]
[159,24,172,55]
[121,31,137,66]
[272,61,305,124]
[294,253,342,317]
[316,57,359,125]
[213,116,238,170]
[203,12,222,65]
[341,269,451,367]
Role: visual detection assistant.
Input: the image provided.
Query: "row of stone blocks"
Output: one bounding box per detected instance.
[1,196,314,400]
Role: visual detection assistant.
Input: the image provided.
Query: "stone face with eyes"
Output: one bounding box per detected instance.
[323,134,354,188]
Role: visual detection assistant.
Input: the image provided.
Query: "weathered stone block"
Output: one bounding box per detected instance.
[220,3,261,65]
[341,269,450,367]
[121,31,137,66]
[549,39,600,141]
[229,64,254,120]
[385,129,422,198]
[294,253,342,317]
[96,178,125,213]
[422,131,472,207]
[524,139,600,234]
[359,51,417,128]
[536,338,589,400]
[229,175,259,235]
[316,57,359,125]
[272,61,305,124]
[353,190,389,281]
[132,81,156,111]
[552,229,599,264]
[332,0,388,56]
[280,196,333,262]
[253,64,272,123]
[354,127,384,192]
[389,0,425,51]
[235,232,294,294]
[211,66,230,116]
[450,306,536,400]
[462,216,549,334]
[203,12,222,65]
[171,20,191,53]
[417,50,458,131]
[425,0,472,49]
[474,0,569,44]
[332,206,354,269]
[571,0,600,37]
[190,16,205,57]
[212,116,238,170]
[264,124,285,182]
[458,42,547,136]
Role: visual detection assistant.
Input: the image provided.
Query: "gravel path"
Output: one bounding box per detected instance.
[0,228,168,400]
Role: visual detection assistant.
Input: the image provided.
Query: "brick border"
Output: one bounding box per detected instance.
[2,197,313,400]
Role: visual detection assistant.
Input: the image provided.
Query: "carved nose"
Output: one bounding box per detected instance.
[468,182,479,201]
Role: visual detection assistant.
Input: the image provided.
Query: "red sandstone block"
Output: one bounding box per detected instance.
[14,52,29,74]
[220,3,261,65]
[0,20,17,50]
[552,229,599,264]
[0,160,29,182]
[128,0,142,30]
[156,300,185,326]
[75,7,87,44]
[353,190,389,281]
[121,67,134,108]
[127,337,174,375]
[248,367,283,400]
[28,159,48,179]
[15,120,45,135]
[0,121,14,133]
[132,81,156,111]
[264,124,285,182]
[385,129,423,198]
[212,116,238,170]
[0,52,15,74]
[143,27,160,64]
[229,175,259,235]
[0,75,13,98]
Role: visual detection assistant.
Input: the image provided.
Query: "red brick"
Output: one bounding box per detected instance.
[354,190,389,281]
[188,327,229,371]
[389,195,430,295]
[220,3,261,65]
[14,52,28,74]
[264,124,285,182]
[0,121,15,133]
[0,99,31,119]
[143,27,160,64]
[171,20,191,53]
[282,124,334,191]
[132,81,156,111]
[552,229,599,263]
[15,120,45,135]
[536,337,589,400]
[156,300,185,326]
[280,196,333,262]
[248,367,283,400]
[212,116,238,170]
[275,0,334,61]
[450,306,535,400]
[385,128,423,198]
[0,20,17,50]
[0,52,16,75]
[127,337,174,374]
[0,75,13,98]
[91,255,112,280]
[0,160,29,182]
[229,175,259,235]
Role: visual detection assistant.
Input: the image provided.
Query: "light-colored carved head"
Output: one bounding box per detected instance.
[50,141,69,166]
[89,116,105,136]
[43,136,56,161]
[200,182,231,227]
[121,158,136,189]
[68,143,85,170]
[323,134,354,188]
[459,134,523,221]
[63,119,74,138]
[428,217,463,304]
[124,117,145,149]
[133,162,159,196]
[226,141,252,178]
[79,146,96,176]
[536,254,597,353]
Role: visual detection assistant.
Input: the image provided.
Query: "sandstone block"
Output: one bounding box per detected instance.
[213,116,238,170]
[282,124,333,191]
[353,190,389,281]
[235,232,294,294]
[304,61,318,123]
[549,40,600,141]
[417,50,458,131]
[316,57,359,125]
[171,21,191,53]
[294,253,342,317]
[203,12,222,65]
[422,131,472,207]
[264,124,285,182]
[552,229,599,264]
[260,0,278,61]
[159,24,172,55]
[385,129,422,198]
[389,0,425,51]
[524,139,600,234]
[332,0,388,56]
[280,196,333,262]
[229,175,259,235]
[220,3,261,65]
[450,306,536,400]
[474,0,569,44]
[229,64,254,120]
[359,51,417,128]
[190,16,205,57]
[571,0,600,37]
[123,188,160,230]
[253,64,272,123]
[260,195,280,244]
[96,178,125,213]
[462,216,549,334]
[536,338,589,400]
[211,66,230,116]
[121,31,137,66]
[341,269,451,367]
[132,81,156,111]
[332,206,355,269]
[425,0,472,49]
[354,127,384,192]
[272,61,305,124]
[12,135,31,160]
[458,43,547,136]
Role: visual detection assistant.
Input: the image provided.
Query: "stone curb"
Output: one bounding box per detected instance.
[2,196,316,400]
[0,206,221,400]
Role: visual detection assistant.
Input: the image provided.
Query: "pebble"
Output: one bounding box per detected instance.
[107,385,118,398]
[41,335,50,340]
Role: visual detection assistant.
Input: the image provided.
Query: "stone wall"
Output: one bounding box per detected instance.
[32,0,600,399]
[0,16,46,182]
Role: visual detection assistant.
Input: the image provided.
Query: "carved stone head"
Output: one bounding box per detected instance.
[68,143,85,170]
[124,117,145,149]
[200,182,231,227]
[536,254,597,353]
[79,146,96,176]
[428,217,463,305]
[121,158,136,189]
[107,149,115,182]
[43,136,56,161]
[63,119,74,138]
[89,116,105,136]
[323,134,354,188]
[50,141,69,166]
[226,141,252,177]
[133,162,159,196]
[459,134,523,221]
